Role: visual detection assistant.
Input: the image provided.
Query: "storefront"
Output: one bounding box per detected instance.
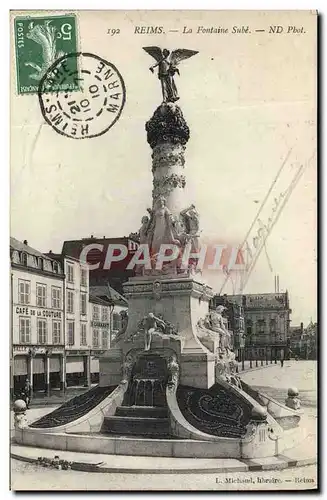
[13,355,28,393]
[90,352,102,383]
[66,350,90,387]
[13,347,65,395]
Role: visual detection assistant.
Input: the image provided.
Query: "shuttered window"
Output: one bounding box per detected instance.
[92,329,99,347]
[36,283,46,307]
[19,317,31,343]
[37,319,47,344]
[52,287,61,309]
[67,290,74,313]
[101,329,108,349]
[80,323,87,346]
[18,280,30,305]
[52,321,61,344]
[67,321,75,345]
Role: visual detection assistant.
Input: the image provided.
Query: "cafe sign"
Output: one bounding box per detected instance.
[15,306,62,318]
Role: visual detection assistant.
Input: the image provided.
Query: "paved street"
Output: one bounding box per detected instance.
[241,359,317,416]
[10,361,317,491]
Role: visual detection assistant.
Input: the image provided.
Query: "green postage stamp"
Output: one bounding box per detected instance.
[14,14,78,94]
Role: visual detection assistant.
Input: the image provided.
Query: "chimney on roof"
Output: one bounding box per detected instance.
[91,235,94,238]
[49,250,53,254]
[23,240,28,245]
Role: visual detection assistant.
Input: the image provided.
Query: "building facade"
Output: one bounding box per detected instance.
[49,251,129,387]
[210,294,245,352]
[89,284,128,342]
[290,321,317,360]
[11,238,65,397]
[61,236,139,295]
[212,292,292,362]
[60,254,91,387]
[11,239,129,398]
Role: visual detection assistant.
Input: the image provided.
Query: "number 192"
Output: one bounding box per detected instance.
[107,28,120,36]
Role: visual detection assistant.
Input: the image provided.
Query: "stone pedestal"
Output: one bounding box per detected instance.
[180,352,216,389]
[123,275,213,352]
[99,348,123,387]
[99,274,217,390]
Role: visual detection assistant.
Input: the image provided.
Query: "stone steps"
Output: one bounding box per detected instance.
[115,406,168,418]
[102,415,170,437]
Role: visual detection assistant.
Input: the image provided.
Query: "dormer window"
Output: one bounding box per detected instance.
[38,258,44,270]
[21,252,27,266]
[10,251,19,264]
[53,261,59,273]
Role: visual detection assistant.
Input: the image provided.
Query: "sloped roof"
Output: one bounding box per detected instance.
[10,237,55,261]
[90,284,128,307]
[89,294,112,306]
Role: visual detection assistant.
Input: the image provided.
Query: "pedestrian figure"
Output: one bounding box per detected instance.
[280,349,285,368]
[24,377,32,408]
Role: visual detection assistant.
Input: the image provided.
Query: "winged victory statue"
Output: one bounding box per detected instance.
[143,47,198,103]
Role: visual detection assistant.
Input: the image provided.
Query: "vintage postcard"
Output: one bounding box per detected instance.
[10,10,317,491]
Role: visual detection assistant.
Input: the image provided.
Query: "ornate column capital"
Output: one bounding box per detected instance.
[146,103,190,149]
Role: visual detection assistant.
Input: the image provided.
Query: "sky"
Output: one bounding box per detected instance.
[10,10,317,325]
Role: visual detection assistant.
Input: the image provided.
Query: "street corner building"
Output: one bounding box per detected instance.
[10,238,128,399]
[211,290,292,366]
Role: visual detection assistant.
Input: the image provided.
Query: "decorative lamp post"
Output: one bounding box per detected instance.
[249,334,253,369]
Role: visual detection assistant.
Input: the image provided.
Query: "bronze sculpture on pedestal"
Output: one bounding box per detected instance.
[143,47,198,103]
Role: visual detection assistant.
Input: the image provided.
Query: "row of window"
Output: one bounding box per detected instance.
[20,317,61,345]
[16,254,88,283]
[18,273,87,308]
[19,252,60,273]
[92,304,110,322]
[66,291,87,315]
[19,280,90,315]
[19,280,63,308]
[66,264,88,286]
[92,329,108,349]
[246,319,278,335]
[66,297,111,320]
[60,321,109,348]
[19,318,109,349]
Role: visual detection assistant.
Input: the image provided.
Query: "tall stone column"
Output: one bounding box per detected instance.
[142,103,201,276]
[146,103,189,215]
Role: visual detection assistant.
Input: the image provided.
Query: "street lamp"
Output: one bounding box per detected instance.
[240,333,245,371]
[249,334,253,369]
[106,282,115,348]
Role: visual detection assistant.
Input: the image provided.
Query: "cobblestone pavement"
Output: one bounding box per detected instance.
[10,360,318,491]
